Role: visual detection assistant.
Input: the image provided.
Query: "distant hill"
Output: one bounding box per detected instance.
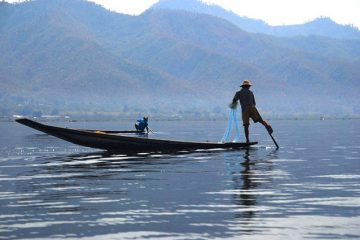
[152,0,360,40]
[1,0,360,118]
[151,0,271,34]
[0,0,197,116]
[271,17,360,39]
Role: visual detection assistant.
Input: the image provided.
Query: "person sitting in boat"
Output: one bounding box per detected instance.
[231,79,273,143]
[135,116,149,133]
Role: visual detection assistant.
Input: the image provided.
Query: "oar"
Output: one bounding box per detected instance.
[147,127,154,134]
[261,116,279,149]
[267,129,279,149]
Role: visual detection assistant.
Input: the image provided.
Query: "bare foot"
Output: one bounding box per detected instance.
[263,121,273,134]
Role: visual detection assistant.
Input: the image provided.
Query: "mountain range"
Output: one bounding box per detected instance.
[152,0,360,40]
[1,0,359,119]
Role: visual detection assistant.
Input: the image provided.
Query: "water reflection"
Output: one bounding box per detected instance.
[235,150,260,220]
[2,147,267,239]
[2,125,360,240]
[224,149,277,224]
[4,119,360,239]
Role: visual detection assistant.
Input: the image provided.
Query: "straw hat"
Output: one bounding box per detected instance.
[241,79,252,87]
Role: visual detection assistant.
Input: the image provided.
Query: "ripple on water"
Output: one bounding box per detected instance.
[0,173,85,181]
[312,174,360,179]
[269,159,306,162]
[268,196,360,207]
[1,120,360,239]
[11,216,359,240]
[205,189,290,196]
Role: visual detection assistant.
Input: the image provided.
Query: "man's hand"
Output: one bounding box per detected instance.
[229,102,237,109]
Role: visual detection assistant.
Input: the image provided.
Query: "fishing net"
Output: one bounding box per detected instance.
[221,106,242,143]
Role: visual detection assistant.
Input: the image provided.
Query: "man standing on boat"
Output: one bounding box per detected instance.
[231,80,273,143]
[135,116,149,133]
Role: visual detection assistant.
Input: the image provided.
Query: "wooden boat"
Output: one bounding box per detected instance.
[15,118,257,152]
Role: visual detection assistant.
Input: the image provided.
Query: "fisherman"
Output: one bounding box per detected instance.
[135,116,149,133]
[231,79,273,143]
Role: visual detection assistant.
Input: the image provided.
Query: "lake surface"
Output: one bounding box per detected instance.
[0,119,359,239]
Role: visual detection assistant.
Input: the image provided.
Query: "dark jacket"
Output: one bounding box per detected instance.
[232,87,256,112]
[135,119,148,131]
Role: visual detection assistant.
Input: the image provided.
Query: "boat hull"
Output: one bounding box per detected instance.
[15,118,257,152]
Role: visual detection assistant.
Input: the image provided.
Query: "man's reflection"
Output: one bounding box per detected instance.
[226,149,275,221]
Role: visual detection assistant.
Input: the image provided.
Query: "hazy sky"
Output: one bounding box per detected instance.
[7,0,360,28]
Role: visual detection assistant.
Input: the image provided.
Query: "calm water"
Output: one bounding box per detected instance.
[0,119,359,239]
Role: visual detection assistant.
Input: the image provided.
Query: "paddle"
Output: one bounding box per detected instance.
[261,116,279,149]
[267,129,279,149]
[147,127,154,134]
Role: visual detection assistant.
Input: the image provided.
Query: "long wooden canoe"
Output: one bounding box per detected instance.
[15,118,257,152]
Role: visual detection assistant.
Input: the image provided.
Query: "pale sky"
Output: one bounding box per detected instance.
[6,0,360,29]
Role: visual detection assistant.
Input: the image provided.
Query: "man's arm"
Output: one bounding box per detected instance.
[230,92,239,109]
[232,92,239,104]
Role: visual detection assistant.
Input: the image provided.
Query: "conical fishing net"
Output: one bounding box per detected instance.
[221,107,241,142]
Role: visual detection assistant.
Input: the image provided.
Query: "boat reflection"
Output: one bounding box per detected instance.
[2,144,280,239]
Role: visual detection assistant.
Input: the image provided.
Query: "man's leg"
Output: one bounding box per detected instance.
[242,108,250,143]
[260,120,273,134]
[244,124,250,143]
[252,107,273,134]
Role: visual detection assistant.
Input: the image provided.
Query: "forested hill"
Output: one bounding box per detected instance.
[1,0,360,118]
